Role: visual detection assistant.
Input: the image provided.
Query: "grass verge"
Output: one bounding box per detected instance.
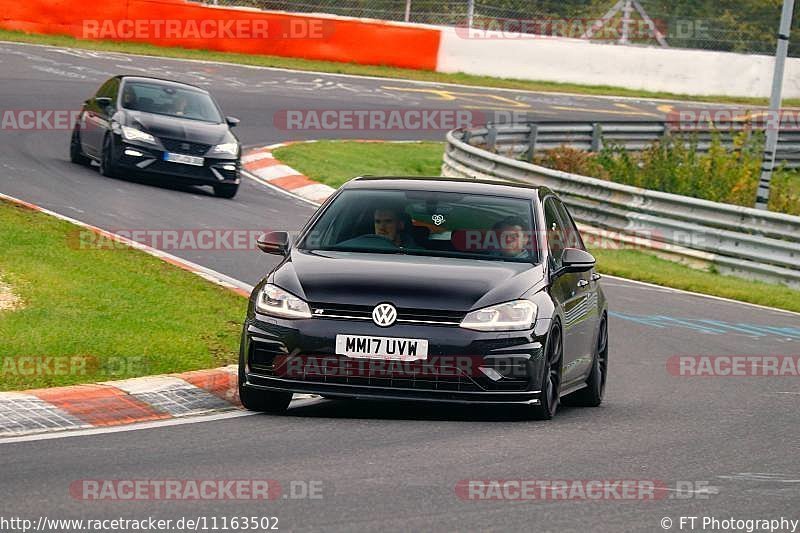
[2,28,798,107]
[0,199,246,391]
[273,141,445,188]
[273,140,800,313]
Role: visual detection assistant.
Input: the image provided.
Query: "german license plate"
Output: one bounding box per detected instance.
[335,334,428,361]
[164,152,204,166]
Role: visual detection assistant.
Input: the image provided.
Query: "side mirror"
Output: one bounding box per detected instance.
[257,231,290,256]
[226,116,240,128]
[560,248,596,273]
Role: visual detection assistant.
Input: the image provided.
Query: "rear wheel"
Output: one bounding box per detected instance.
[213,183,239,199]
[69,126,90,166]
[564,315,608,407]
[528,325,562,420]
[99,135,120,178]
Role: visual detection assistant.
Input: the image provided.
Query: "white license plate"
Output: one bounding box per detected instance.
[335,334,428,361]
[164,152,204,166]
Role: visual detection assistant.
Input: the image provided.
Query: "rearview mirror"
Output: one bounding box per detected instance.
[226,116,240,128]
[560,248,596,273]
[257,231,290,256]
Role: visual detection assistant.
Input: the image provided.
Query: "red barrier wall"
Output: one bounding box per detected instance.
[0,0,441,71]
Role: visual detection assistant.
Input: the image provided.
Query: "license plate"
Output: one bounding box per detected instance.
[335,334,428,361]
[164,152,204,166]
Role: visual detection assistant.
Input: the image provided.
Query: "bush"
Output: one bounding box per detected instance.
[533,131,800,216]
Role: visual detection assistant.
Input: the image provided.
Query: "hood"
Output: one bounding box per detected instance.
[271,250,545,311]
[124,110,231,145]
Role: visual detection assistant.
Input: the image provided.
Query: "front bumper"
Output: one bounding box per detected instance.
[240,312,551,404]
[116,140,240,186]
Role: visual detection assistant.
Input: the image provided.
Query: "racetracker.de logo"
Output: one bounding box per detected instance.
[666,355,800,377]
[455,16,667,40]
[1,110,82,131]
[273,109,485,131]
[455,479,670,501]
[82,18,333,40]
[666,109,800,131]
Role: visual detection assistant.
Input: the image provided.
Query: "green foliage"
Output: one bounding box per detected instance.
[536,131,799,215]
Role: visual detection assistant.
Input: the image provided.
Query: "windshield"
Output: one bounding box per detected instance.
[120,82,222,123]
[299,188,540,263]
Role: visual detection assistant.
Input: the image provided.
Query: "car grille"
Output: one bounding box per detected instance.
[160,138,211,156]
[250,350,530,392]
[310,303,466,326]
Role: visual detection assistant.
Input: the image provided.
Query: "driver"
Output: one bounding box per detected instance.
[492,216,531,258]
[173,95,189,116]
[373,207,413,247]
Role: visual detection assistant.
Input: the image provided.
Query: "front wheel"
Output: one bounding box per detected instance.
[213,183,239,199]
[99,135,120,178]
[528,325,562,420]
[70,126,90,166]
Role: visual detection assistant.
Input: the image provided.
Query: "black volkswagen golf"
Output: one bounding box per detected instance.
[70,76,242,198]
[240,177,607,419]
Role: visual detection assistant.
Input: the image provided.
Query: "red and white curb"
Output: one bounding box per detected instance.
[0,367,240,437]
[0,192,314,438]
[242,141,334,205]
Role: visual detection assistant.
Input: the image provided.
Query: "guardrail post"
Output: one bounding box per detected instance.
[525,124,539,161]
[486,125,497,152]
[591,123,603,152]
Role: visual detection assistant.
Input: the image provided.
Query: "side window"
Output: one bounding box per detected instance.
[544,198,567,270]
[104,78,120,105]
[553,199,586,251]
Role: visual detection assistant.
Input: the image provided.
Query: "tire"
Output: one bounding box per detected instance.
[99,134,120,178]
[69,126,90,166]
[564,315,608,407]
[238,379,292,414]
[213,183,239,199]
[528,324,563,420]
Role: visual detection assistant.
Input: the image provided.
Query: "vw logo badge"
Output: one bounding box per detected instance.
[372,303,397,327]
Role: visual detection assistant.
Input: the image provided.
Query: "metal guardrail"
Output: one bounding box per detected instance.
[442,125,800,288]
[463,121,800,169]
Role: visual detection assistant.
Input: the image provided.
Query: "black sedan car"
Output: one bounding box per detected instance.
[70,76,242,198]
[239,177,608,419]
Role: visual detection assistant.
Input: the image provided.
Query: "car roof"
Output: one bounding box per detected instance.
[117,76,210,94]
[342,176,546,199]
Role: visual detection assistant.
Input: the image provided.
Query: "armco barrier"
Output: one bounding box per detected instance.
[443,126,800,288]
[466,121,800,170]
[0,0,440,71]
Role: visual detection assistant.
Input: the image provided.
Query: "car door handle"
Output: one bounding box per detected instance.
[577,279,589,288]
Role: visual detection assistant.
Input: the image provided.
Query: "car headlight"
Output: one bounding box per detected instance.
[255,284,311,319]
[121,126,157,145]
[209,142,239,156]
[460,300,537,331]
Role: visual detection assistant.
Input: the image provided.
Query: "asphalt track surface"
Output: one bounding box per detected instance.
[1,42,799,532]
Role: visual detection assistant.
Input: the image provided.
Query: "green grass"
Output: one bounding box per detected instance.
[274,140,800,313]
[0,200,246,391]
[273,140,445,188]
[2,28,799,107]
[590,248,800,313]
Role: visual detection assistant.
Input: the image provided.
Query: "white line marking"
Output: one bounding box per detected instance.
[0,192,254,295]
[602,274,800,317]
